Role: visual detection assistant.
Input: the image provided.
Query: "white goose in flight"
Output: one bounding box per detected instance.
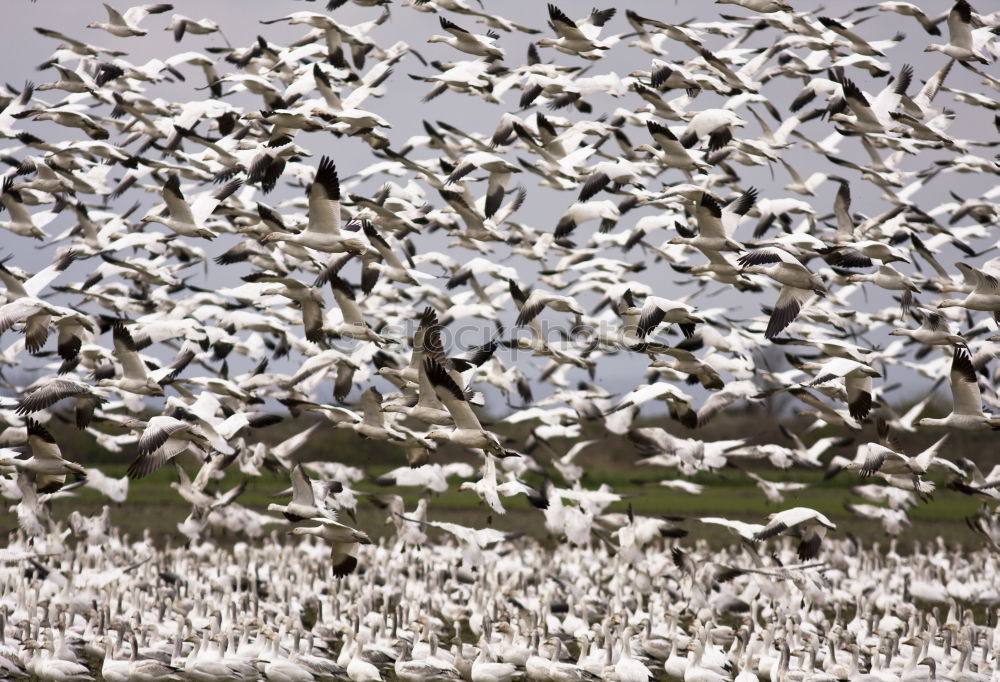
[429,17,505,60]
[925,0,992,63]
[423,356,508,456]
[261,156,369,254]
[737,246,827,338]
[752,507,836,560]
[87,3,174,38]
[918,345,1000,430]
[936,262,1000,324]
[267,464,337,522]
[97,323,166,397]
[290,517,373,577]
[537,4,618,59]
[890,307,966,346]
[140,174,241,239]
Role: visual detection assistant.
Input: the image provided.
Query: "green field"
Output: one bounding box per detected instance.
[8,460,984,551]
[6,409,990,551]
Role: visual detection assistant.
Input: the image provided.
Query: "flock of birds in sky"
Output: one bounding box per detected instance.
[0,0,999,679]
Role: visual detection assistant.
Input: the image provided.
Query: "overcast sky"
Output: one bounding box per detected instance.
[3,0,997,411]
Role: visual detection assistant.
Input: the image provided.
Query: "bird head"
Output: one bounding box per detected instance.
[425,429,448,442]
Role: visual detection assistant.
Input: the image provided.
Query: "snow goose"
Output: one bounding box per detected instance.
[0,81,34,139]
[679,109,747,151]
[395,638,462,682]
[267,464,336,522]
[752,507,836,560]
[737,247,826,338]
[326,273,390,344]
[123,415,213,478]
[81,467,128,502]
[14,377,106,429]
[398,515,520,567]
[861,2,943,36]
[471,639,519,682]
[744,471,809,504]
[374,462,474,492]
[0,268,77,353]
[936,262,1000,323]
[429,17,505,59]
[96,323,165,397]
[553,200,620,238]
[244,273,326,344]
[850,420,959,479]
[613,383,696,429]
[423,357,508,456]
[290,517,372,577]
[261,157,368,255]
[636,120,708,175]
[889,308,966,346]
[0,419,85,493]
[634,295,704,339]
[359,221,436,291]
[577,158,649,202]
[336,387,408,442]
[801,357,881,420]
[513,288,584,327]
[682,639,731,682]
[829,72,910,136]
[694,380,761,428]
[844,502,910,536]
[259,630,316,682]
[714,0,791,12]
[611,628,653,682]
[445,151,521,219]
[537,5,617,59]
[674,190,755,256]
[26,638,93,682]
[522,633,551,682]
[140,174,240,239]
[925,0,992,63]
[918,345,1000,430]
[87,3,173,38]
[164,13,219,41]
[817,16,894,57]
[647,349,724,390]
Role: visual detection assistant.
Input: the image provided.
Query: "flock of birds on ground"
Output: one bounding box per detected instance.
[0,0,999,679]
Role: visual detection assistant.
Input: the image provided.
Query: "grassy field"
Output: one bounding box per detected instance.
[5,407,991,551]
[7,459,984,551]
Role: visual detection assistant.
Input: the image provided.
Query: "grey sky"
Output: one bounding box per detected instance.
[2,0,997,412]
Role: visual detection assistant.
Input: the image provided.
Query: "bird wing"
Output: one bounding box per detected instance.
[957,262,999,295]
[112,323,150,381]
[123,3,173,26]
[290,464,317,508]
[950,345,983,416]
[137,416,190,456]
[306,156,341,236]
[947,0,975,51]
[547,3,588,41]
[423,357,482,430]
[191,179,241,225]
[103,2,128,25]
[360,387,385,428]
[327,275,366,327]
[25,419,65,461]
[766,286,809,339]
[695,193,727,240]
[16,379,89,415]
[161,175,196,225]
